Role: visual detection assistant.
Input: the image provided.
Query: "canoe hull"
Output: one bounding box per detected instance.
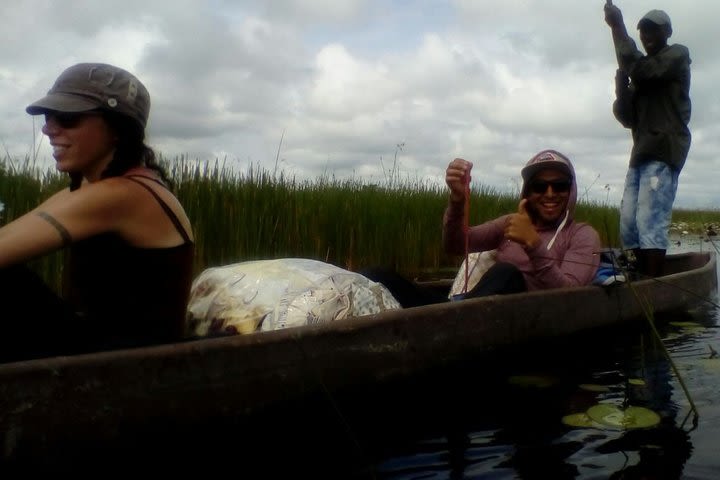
[1,252,716,462]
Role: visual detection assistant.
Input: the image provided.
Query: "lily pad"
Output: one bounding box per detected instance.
[561,413,596,428]
[586,404,661,429]
[578,383,612,392]
[507,375,558,388]
[668,321,706,334]
[669,321,703,328]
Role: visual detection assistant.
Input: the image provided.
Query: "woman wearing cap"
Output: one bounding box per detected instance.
[443,150,601,297]
[0,63,194,362]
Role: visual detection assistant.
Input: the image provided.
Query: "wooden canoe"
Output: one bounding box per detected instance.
[1,251,716,464]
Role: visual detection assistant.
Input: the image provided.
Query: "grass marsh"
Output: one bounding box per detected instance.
[1,156,716,290]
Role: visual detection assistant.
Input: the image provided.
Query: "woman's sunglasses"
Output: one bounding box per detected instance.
[45,111,101,129]
[528,180,572,194]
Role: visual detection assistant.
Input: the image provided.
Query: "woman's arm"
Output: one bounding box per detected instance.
[0,181,133,268]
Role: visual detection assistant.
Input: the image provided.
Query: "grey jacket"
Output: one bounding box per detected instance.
[613,38,691,171]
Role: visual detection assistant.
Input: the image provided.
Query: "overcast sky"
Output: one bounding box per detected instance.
[2,0,718,208]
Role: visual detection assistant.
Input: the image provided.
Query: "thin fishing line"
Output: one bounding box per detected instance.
[525,250,720,310]
[705,236,720,256]
[569,227,707,425]
[450,225,719,316]
[680,407,699,431]
[463,173,470,294]
[290,334,378,479]
[521,250,720,311]
[626,281,700,422]
[638,276,720,309]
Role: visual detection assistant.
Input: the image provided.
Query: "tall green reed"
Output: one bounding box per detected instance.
[0,157,67,291]
[173,158,458,276]
[4,154,716,288]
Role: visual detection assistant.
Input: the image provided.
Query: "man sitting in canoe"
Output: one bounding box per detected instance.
[362,150,602,307]
[443,149,602,298]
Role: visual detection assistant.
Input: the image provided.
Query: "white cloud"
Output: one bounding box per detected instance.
[308,44,400,117]
[3,0,718,209]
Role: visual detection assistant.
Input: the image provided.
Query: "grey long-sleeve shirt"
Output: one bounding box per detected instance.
[613,36,691,171]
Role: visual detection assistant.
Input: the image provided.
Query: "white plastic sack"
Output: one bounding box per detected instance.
[448,249,497,299]
[185,258,402,337]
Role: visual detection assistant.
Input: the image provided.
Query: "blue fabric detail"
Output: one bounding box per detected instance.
[593,265,626,286]
[592,249,629,285]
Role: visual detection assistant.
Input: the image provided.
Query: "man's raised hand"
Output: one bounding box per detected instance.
[504,199,541,250]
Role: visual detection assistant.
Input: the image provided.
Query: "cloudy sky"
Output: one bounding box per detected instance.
[1,0,718,208]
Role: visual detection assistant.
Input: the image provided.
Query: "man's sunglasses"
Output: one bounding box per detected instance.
[45,111,101,129]
[528,180,572,194]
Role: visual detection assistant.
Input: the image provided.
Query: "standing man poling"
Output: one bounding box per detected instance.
[604,1,692,277]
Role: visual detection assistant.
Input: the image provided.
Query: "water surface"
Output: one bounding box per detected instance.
[363,237,720,479]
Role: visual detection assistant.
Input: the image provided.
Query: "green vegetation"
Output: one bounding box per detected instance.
[0,158,67,291]
[671,209,720,235]
[1,156,717,290]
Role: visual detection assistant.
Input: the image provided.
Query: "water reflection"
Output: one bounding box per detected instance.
[370,239,720,479]
[373,320,701,479]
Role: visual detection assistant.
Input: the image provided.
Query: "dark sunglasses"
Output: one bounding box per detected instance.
[528,180,572,194]
[45,111,101,129]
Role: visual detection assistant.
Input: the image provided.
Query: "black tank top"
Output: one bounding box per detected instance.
[63,175,194,349]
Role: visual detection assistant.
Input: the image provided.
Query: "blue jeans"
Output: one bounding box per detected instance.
[620,161,679,250]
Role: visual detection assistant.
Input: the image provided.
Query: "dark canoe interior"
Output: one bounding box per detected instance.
[0,252,716,469]
[416,250,713,293]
